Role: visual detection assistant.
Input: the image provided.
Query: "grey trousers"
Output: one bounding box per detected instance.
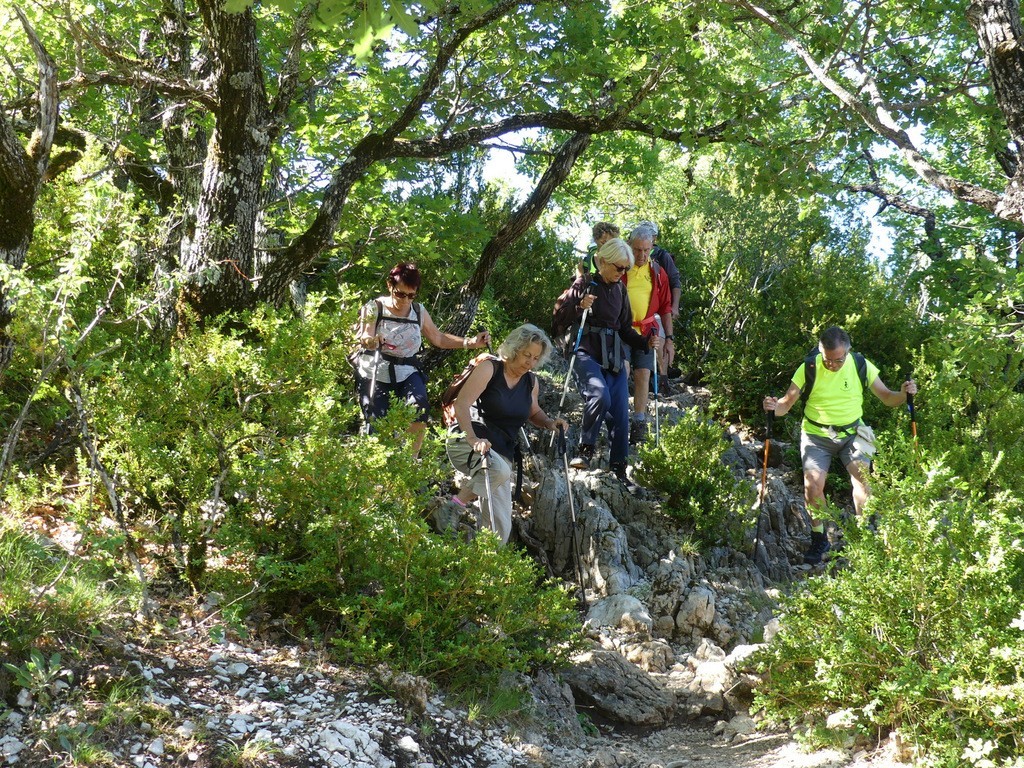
[445,437,513,545]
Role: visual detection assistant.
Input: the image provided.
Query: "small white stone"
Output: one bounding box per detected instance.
[397,735,420,754]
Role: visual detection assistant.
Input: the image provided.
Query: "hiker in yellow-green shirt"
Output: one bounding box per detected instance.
[762,326,917,565]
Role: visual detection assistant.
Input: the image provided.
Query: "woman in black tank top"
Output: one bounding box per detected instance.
[445,325,568,545]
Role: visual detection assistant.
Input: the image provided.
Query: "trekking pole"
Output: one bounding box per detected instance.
[550,282,597,449]
[907,386,918,466]
[520,427,535,463]
[480,450,497,534]
[651,333,661,447]
[557,424,588,608]
[752,410,773,574]
[361,345,383,436]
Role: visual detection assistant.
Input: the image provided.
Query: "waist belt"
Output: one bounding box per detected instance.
[583,324,624,373]
[805,416,860,437]
[361,349,421,384]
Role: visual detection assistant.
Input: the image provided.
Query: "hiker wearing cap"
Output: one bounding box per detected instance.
[762,326,918,565]
[624,224,674,445]
[446,324,567,544]
[355,262,490,454]
[552,238,663,491]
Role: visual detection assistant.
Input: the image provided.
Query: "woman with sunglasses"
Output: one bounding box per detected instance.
[551,238,662,490]
[355,262,489,454]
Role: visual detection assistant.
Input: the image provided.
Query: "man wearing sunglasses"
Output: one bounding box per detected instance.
[762,326,917,565]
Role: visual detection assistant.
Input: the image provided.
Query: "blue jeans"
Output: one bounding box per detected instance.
[359,370,429,423]
[574,351,630,466]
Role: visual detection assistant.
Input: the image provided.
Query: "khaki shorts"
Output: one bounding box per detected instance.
[801,429,872,474]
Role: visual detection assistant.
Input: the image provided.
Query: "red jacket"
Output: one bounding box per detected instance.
[622,260,672,336]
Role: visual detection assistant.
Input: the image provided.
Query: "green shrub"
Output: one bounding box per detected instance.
[81,305,580,689]
[754,461,1024,765]
[634,411,754,547]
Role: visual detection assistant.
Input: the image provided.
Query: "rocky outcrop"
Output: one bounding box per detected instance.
[522,376,814,737]
[562,648,677,726]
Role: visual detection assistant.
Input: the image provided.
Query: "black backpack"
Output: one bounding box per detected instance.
[802,348,868,400]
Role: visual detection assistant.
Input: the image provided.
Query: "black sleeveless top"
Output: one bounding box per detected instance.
[474,360,535,461]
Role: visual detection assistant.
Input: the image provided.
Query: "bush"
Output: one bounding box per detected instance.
[634,411,754,547]
[753,460,1024,765]
[81,306,580,689]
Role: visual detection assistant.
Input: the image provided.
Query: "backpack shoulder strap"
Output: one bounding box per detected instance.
[414,303,424,327]
[802,350,818,399]
[373,299,383,333]
[853,352,868,388]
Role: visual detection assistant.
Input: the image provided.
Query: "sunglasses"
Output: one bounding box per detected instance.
[391,288,417,299]
[612,264,629,274]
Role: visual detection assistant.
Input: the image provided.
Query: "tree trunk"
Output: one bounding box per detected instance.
[0,9,57,373]
[180,0,271,318]
[968,0,1024,222]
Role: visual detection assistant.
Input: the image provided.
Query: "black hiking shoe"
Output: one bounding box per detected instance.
[629,418,647,446]
[804,531,831,565]
[611,462,640,494]
[570,444,595,470]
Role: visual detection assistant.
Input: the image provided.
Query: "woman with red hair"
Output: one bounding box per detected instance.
[354,262,489,454]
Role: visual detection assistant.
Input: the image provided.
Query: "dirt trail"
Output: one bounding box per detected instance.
[562,723,902,768]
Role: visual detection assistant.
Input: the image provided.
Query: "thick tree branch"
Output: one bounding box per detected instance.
[261,0,553,303]
[16,6,58,178]
[388,111,735,159]
[382,0,542,144]
[269,2,317,130]
[422,130,595,370]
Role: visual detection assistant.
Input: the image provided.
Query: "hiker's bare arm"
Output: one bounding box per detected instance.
[871,376,917,407]
[528,379,568,432]
[357,306,382,348]
[421,308,490,350]
[453,361,496,452]
[763,382,801,417]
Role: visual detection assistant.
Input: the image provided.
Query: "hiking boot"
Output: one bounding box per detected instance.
[570,444,595,470]
[611,462,640,494]
[667,365,682,378]
[658,379,674,396]
[804,531,831,565]
[629,418,647,446]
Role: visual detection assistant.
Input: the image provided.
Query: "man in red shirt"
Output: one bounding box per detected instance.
[623,226,674,445]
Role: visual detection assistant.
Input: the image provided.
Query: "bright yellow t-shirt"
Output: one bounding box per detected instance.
[626,264,653,327]
[793,353,879,437]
